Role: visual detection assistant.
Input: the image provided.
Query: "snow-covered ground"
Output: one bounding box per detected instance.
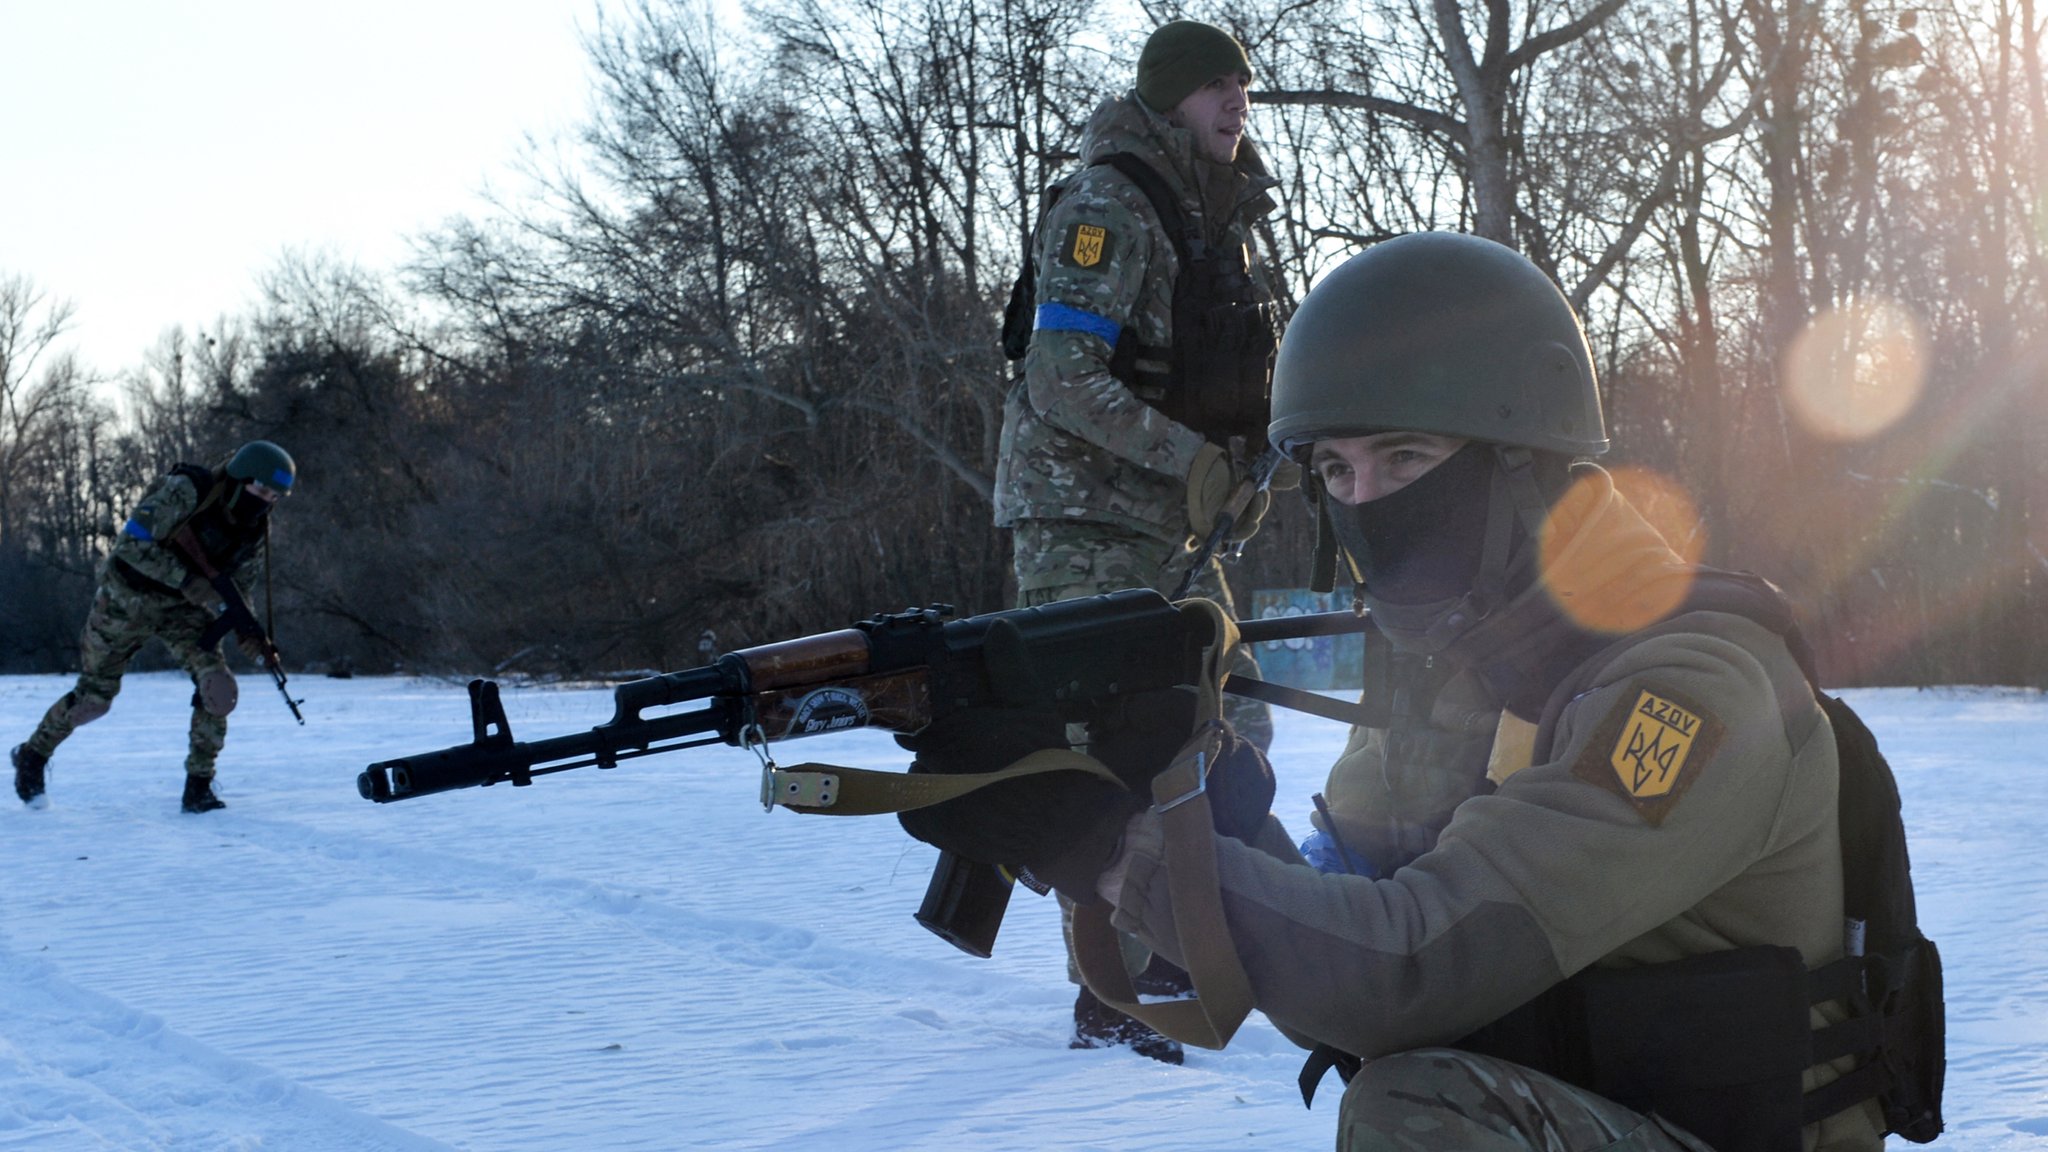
[0,671,2041,1150]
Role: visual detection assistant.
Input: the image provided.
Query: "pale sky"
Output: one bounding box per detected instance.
[0,0,611,373]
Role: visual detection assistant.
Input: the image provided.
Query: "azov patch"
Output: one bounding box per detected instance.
[1062,222,1111,268]
[1572,685,1724,826]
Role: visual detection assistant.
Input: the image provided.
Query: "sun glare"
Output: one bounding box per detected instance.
[1783,298,1928,441]
[1540,466,1706,634]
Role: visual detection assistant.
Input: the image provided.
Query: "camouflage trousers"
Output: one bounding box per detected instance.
[1012,518,1273,985]
[1337,1049,1716,1151]
[25,573,235,779]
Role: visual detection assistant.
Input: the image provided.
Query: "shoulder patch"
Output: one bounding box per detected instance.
[1571,685,1724,826]
[1059,221,1112,269]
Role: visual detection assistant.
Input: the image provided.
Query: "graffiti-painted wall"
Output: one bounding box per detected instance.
[1248,589,1365,691]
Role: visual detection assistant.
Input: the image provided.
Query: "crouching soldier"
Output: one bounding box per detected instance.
[12,440,297,813]
[899,235,1934,1150]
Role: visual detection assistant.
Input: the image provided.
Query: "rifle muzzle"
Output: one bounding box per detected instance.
[358,743,520,803]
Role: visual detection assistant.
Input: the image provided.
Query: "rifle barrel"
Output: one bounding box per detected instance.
[1236,610,1372,645]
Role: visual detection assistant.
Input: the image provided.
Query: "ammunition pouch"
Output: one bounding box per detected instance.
[1803,935,1945,1142]
[1154,271,1276,444]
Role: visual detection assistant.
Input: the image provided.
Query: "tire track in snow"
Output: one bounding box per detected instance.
[0,937,455,1152]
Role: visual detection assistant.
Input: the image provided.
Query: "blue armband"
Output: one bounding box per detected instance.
[122,518,155,542]
[1033,302,1122,346]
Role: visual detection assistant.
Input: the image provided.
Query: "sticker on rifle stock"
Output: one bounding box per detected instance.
[1571,684,1723,826]
[789,687,870,736]
[1063,222,1110,268]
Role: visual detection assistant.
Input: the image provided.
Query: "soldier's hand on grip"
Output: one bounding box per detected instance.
[1222,454,1299,544]
[896,708,1143,904]
[1052,687,1274,842]
[1203,723,1275,842]
[1232,489,1273,543]
[1184,443,1237,538]
[180,577,219,611]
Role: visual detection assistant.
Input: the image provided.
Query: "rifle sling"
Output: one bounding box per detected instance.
[1223,673,1376,727]
[169,525,223,580]
[765,748,1120,817]
[1071,597,1255,1049]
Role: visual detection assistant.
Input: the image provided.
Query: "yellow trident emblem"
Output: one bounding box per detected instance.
[1071,224,1106,267]
[1609,689,1702,798]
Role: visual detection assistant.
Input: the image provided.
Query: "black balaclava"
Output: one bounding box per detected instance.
[1316,442,1572,657]
[1324,441,1496,606]
[223,482,275,526]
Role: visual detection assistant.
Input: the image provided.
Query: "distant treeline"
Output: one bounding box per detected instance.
[2,0,2042,687]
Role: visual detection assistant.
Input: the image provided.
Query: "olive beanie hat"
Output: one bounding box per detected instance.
[1136,20,1252,112]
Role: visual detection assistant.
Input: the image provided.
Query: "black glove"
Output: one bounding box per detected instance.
[1205,723,1275,842]
[1087,687,1199,787]
[895,707,1142,903]
[1088,689,1273,842]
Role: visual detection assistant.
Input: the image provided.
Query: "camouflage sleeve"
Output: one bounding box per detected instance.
[1023,179,1209,481]
[1108,620,1839,1061]
[120,474,197,546]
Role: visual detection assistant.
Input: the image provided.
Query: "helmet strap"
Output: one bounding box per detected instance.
[1437,446,1549,635]
[1495,445,1556,539]
[1306,482,1339,595]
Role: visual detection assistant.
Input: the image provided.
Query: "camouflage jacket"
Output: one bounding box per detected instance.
[106,469,264,601]
[993,92,1280,542]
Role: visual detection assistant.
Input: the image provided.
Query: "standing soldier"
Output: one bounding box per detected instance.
[994,20,1293,1061]
[11,440,297,814]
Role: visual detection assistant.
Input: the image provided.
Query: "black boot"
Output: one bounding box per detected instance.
[12,744,47,808]
[181,774,226,813]
[1131,954,1194,1000]
[1070,985,1184,1065]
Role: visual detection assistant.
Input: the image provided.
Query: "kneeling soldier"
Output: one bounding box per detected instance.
[900,234,1899,1150]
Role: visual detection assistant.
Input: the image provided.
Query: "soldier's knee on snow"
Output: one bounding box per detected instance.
[194,669,239,717]
[63,692,112,728]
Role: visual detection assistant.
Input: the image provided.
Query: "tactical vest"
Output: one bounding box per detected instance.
[168,462,267,576]
[115,463,266,598]
[1001,152,1277,445]
[1301,572,1945,1151]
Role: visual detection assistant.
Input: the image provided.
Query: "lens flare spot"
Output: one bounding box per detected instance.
[1539,467,1705,635]
[1783,298,1927,441]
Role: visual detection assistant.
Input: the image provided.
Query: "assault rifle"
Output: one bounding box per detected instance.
[357,588,1372,956]
[173,526,306,724]
[196,571,306,724]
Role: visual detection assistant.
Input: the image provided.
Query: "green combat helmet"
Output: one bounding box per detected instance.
[1268,233,1605,627]
[225,440,297,495]
[1267,231,1605,457]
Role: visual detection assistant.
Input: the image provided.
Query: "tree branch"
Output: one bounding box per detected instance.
[1505,0,1629,72]
[1254,89,1469,144]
